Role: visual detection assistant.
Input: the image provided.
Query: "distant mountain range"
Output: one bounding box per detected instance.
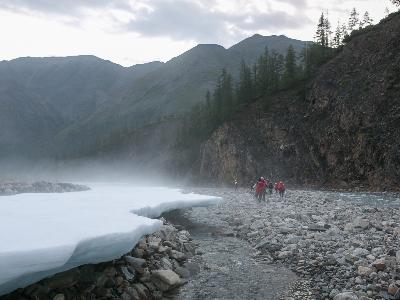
[0,34,308,158]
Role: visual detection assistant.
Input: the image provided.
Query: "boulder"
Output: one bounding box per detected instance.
[333,292,359,300]
[358,266,373,277]
[53,294,65,300]
[125,256,146,268]
[388,283,399,296]
[372,259,386,271]
[151,270,182,292]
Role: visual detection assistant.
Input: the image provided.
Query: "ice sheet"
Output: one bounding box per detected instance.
[0,183,220,295]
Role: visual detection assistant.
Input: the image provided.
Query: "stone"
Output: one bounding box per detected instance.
[353,248,369,257]
[277,250,292,259]
[125,256,146,268]
[133,283,150,299]
[333,292,359,300]
[358,266,373,276]
[53,294,65,300]
[126,286,140,300]
[388,283,399,296]
[47,269,80,289]
[250,220,264,230]
[372,259,385,271]
[121,266,135,281]
[151,270,182,292]
[175,266,191,278]
[169,250,186,262]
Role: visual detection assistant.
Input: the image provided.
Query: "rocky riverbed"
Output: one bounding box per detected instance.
[0,181,89,195]
[175,188,400,300]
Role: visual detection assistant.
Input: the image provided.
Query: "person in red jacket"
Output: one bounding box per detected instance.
[277,181,286,197]
[255,177,267,201]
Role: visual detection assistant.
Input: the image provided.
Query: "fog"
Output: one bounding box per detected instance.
[0,157,185,187]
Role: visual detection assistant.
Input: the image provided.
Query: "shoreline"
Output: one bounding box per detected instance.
[0,218,200,300]
[0,181,90,196]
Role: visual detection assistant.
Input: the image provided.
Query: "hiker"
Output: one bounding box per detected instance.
[274,182,279,194]
[268,181,274,194]
[233,178,238,191]
[255,177,267,201]
[277,181,286,197]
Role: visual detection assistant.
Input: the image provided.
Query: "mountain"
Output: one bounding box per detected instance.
[198,12,400,191]
[0,56,163,157]
[0,34,307,158]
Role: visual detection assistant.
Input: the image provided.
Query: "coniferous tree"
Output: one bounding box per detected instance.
[391,0,400,6]
[256,47,270,94]
[283,45,297,87]
[361,11,373,27]
[341,23,348,39]
[238,60,253,104]
[348,8,359,32]
[315,13,327,47]
[324,15,332,47]
[332,22,343,48]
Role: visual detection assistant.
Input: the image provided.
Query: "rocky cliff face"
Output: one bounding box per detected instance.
[199,12,400,190]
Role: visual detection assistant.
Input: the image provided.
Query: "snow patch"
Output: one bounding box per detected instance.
[0,183,220,295]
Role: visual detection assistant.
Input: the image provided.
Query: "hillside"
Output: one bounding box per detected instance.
[198,12,400,191]
[0,34,306,158]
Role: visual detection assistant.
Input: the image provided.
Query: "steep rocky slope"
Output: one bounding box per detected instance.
[199,12,400,191]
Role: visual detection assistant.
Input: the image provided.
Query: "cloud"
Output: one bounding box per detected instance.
[124,0,312,43]
[0,0,126,16]
[0,0,313,43]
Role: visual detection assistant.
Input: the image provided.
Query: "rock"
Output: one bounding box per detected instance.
[121,266,136,281]
[126,286,140,300]
[358,266,373,277]
[372,259,386,271]
[175,266,191,278]
[333,292,359,300]
[184,262,200,277]
[133,283,150,299]
[277,250,292,259]
[151,270,182,292]
[125,256,146,268]
[250,220,264,230]
[169,250,186,262]
[353,248,369,257]
[330,289,340,298]
[46,269,80,289]
[53,294,65,300]
[121,292,133,300]
[388,283,399,296]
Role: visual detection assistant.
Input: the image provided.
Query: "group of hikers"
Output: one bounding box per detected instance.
[253,177,286,201]
[233,177,286,201]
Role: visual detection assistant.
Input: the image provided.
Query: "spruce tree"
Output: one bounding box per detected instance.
[332,22,343,48]
[348,8,359,32]
[360,11,373,27]
[238,60,253,104]
[323,15,332,47]
[391,0,400,6]
[315,13,327,47]
[283,45,297,87]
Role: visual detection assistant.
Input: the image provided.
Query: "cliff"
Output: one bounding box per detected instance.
[199,12,400,190]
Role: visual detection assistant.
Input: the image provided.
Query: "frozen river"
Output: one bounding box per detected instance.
[0,183,219,295]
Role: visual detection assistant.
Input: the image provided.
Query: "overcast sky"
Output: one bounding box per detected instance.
[0,0,396,66]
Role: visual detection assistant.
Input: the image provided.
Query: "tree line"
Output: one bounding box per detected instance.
[175,5,398,154]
